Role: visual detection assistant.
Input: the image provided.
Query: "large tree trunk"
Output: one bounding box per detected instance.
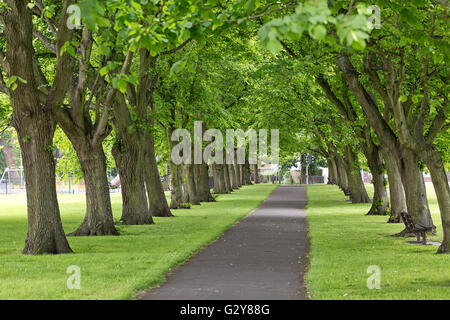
[330,156,341,186]
[382,148,407,223]
[112,139,153,225]
[335,155,350,195]
[143,133,173,217]
[165,126,183,209]
[238,164,245,185]
[181,177,190,204]
[243,163,252,185]
[169,163,183,209]
[241,164,248,185]
[420,146,450,253]
[363,141,389,215]
[184,163,200,205]
[17,114,73,254]
[346,168,371,204]
[343,147,371,203]
[68,141,119,236]
[213,164,227,194]
[253,164,260,184]
[233,150,243,187]
[368,170,389,215]
[336,55,433,230]
[166,127,183,209]
[223,163,232,193]
[398,148,434,231]
[234,164,243,187]
[195,163,215,202]
[327,158,337,185]
[229,164,239,189]
[4,0,72,254]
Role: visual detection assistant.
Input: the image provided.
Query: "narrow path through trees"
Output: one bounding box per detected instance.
[141,185,309,300]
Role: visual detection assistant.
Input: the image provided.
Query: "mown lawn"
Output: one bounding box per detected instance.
[306,183,450,300]
[0,184,276,299]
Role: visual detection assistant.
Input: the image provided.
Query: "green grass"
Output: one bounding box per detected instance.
[0,184,277,300]
[305,183,450,300]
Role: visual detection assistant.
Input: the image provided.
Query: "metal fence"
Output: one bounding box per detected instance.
[0,168,25,194]
[299,175,325,184]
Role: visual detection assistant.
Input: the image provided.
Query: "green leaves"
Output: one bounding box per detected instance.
[259,26,282,53]
[169,59,187,77]
[179,28,191,42]
[310,25,327,41]
[245,0,260,13]
[78,0,110,30]
[111,74,137,94]
[99,61,119,77]
[60,41,77,57]
[42,4,56,19]
[259,0,372,53]
[335,14,370,50]
[4,76,27,91]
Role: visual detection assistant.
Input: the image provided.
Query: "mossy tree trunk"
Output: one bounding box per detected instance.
[3,0,74,254]
[382,148,407,223]
[112,137,153,225]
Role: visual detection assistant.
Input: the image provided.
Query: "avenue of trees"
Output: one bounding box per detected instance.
[0,0,448,254]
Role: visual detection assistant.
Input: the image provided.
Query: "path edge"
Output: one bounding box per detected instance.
[133,185,280,300]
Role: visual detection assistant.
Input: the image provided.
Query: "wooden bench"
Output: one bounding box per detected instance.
[400,212,433,244]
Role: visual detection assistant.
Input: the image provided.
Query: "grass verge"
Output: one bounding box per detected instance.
[305,183,450,300]
[0,184,276,299]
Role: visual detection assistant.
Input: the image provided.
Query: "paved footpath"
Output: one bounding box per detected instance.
[141,185,309,300]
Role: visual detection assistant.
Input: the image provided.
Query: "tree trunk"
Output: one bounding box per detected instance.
[398,148,434,231]
[223,162,232,192]
[143,132,173,217]
[234,164,242,187]
[335,155,349,195]
[181,176,190,204]
[336,55,433,229]
[327,158,336,185]
[243,163,252,185]
[165,125,183,209]
[346,167,371,204]
[330,156,340,186]
[229,164,238,189]
[213,164,227,194]
[239,164,245,185]
[367,171,389,215]
[253,164,260,184]
[241,164,247,185]
[195,163,215,202]
[420,146,450,253]
[112,139,153,225]
[184,163,200,205]
[363,142,389,215]
[343,147,371,203]
[382,148,407,223]
[3,0,72,254]
[169,163,183,209]
[68,141,119,236]
[17,115,73,254]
